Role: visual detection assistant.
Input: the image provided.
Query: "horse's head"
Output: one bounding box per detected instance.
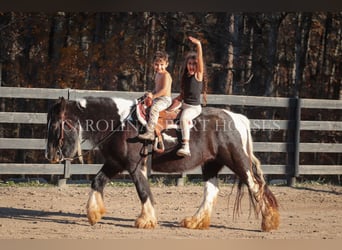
[45,97,81,163]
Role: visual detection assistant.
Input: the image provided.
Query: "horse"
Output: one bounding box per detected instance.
[45,96,280,232]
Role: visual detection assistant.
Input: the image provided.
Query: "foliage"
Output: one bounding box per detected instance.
[0,12,340,98]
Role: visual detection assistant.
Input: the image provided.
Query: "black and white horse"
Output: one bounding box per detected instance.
[45,96,280,231]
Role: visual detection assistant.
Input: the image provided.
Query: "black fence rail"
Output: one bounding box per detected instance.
[0,87,341,186]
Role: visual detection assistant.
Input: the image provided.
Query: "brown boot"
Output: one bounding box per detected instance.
[138,129,155,141]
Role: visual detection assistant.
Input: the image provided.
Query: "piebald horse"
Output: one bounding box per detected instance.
[45,96,280,231]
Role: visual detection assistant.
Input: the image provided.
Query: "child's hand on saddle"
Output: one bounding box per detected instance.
[144,92,153,107]
[145,92,153,99]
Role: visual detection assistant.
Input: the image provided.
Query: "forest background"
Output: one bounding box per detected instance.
[0,12,341,178]
[0,12,341,98]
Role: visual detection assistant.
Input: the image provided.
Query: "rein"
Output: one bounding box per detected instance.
[57,97,144,162]
[58,119,77,148]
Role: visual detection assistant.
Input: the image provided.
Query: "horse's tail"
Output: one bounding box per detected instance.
[244,118,265,187]
[233,114,265,185]
[234,114,280,231]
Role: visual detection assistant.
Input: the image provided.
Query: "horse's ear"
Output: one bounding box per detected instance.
[57,97,67,115]
[59,96,66,108]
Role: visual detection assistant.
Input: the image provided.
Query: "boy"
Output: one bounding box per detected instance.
[138,51,172,141]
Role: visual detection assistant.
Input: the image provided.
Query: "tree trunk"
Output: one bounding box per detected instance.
[0,63,3,138]
[48,12,66,87]
[48,12,66,61]
[246,23,254,94]
[330,16,341,99]
[294,13,312,98]
[250,14,265,96]
[264,15,279,97]
[315,13,329,98]
[226,14,234,95]
[142,12,150,92]
[79,14,91,87]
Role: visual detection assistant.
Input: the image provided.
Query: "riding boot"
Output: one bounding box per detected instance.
[176,142,191,157]
[138,128,155,141]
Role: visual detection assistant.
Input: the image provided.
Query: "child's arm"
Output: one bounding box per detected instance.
[189,36,203,82]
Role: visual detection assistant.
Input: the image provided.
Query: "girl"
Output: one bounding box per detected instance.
[176,36,207,157]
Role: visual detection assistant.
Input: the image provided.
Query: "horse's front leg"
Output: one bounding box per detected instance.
[180,177,219,229]
[86,163,119,225]
[130,161,157,229]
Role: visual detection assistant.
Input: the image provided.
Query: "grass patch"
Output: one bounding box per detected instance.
[0,180,53,187]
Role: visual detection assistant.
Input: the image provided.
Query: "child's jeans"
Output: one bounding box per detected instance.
[146,96,172,131]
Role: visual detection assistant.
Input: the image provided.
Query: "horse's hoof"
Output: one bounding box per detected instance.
[86,190,106,225]
[87,207,106,226]
[261,207,280,232]
[180,216,210,229]
[134,217,157,229]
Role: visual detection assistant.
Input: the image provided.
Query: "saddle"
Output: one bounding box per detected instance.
[136,96,182,153]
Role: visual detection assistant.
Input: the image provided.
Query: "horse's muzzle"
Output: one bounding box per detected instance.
[45,147,63,163]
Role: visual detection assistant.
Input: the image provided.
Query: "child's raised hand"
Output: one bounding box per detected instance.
[188,36,201,45]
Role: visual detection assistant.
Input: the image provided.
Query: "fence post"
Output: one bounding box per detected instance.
[177,172,186,186]
[287,97,301,187]
[293,97,301,180]
[58,160,71,187]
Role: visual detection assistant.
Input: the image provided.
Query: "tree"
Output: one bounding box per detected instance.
[294,12,312,98]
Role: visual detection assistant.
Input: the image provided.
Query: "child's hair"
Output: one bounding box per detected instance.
[180,52,208,106]
[153,51,169,63]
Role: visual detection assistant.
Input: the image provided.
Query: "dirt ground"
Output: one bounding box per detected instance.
[0,183,341,239]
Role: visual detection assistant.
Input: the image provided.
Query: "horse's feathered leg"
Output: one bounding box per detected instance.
[86,162,120,225]
[130,160,157,229]
[227,146,280,232]
[180,177,219,229]
[87,189,106,226]
[245,163,280,232]
[181,162,222,229]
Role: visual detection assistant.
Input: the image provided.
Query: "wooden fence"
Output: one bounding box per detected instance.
[0,87,341,186]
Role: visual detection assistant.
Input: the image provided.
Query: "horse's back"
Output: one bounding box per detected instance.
[197,106,250,133]
[197,107,251,153]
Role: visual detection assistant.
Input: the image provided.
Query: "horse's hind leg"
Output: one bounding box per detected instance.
[86,162,120,225]
[180,161,222,229]
[233,155,280,232]
[130,161,157,229]
[246,168,280,231]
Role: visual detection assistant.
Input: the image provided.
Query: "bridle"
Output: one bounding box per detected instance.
[58,116,78,148]
[56,111,80,162]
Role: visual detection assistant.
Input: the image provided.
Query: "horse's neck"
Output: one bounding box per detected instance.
[77,107,125,138]
[70,97,138,142]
